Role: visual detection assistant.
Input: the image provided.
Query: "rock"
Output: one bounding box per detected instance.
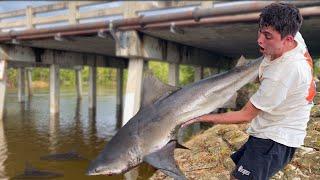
[310,105,320,117]
[150,116,320,179]
[281,164,309,179]
[223,130,249,150]
[207,124,239,136]
[313,92,320,105]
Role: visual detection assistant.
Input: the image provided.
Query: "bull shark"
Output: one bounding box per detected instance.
[40,150,87,161]
[87,56,263,179]
[13,162,63,179]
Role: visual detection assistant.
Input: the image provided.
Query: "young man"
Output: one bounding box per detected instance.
[182,3,315,180]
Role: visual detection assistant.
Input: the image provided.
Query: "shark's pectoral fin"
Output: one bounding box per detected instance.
[143,141,187,180]
[175,141,190,150]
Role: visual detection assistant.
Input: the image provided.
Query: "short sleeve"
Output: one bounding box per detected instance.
[250,78,289,113]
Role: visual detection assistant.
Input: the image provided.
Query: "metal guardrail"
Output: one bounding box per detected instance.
[0,1,211,31]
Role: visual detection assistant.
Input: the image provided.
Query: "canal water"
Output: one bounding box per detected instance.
[1,86,154,179]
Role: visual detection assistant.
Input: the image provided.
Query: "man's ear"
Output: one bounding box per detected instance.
[285,35,295,43]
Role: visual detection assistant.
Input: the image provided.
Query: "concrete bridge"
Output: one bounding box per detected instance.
[0,0,320,128]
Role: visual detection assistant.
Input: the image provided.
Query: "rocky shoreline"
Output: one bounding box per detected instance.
[150,92,320,180]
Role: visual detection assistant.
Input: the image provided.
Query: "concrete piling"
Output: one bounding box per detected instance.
[17,67,26,103]
[88,66,97,113]
[50,64,60,115]
[0,60,7,120]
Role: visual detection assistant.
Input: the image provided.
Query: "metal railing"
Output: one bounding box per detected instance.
[0,1,211,31]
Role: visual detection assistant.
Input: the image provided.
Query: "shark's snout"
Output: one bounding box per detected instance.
[86,155,128,176]
[86,167,109,176]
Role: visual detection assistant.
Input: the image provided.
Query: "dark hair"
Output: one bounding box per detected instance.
[259,3,303,38]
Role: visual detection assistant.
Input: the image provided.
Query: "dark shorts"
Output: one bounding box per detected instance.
[230,136,296,180]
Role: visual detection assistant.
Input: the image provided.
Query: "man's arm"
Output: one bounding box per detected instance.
[182,101,260,127]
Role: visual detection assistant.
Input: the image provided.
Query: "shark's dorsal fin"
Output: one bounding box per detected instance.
[235,55,248,67]
[143,141,187,180]
[141,70,180,107]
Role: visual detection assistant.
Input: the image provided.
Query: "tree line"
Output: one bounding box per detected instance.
[6,61,216,89]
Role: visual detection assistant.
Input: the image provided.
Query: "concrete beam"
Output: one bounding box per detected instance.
[50,64,60,115]
[88,66,97,112]
[168,63,179,86]
[75,69,82,99]
[0,60,7,120]
[122,58,144,126]
[0,44,128,68]
[115,31,233,68]
[17,67,26,103]
[8,61,85,69]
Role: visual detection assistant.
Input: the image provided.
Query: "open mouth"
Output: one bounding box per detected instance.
[259,46,265,53]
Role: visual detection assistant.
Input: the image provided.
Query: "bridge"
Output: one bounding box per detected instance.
[0,1,319,129]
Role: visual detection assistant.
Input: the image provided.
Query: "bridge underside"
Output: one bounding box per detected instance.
[2,15,319,66]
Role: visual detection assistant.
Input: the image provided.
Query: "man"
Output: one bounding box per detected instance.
[182,3,315,180]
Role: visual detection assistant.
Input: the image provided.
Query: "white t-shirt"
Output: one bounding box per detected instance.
[247,32,316,147]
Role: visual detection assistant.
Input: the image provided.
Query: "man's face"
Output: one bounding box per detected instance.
[257,26,286,59]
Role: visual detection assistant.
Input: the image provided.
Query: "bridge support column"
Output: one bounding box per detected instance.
[75,68,83,100]
[194,66,204,82]
[17,67,26,103]
[122,59,144,126]
[50,64,60,115]
[0,60,7,121]
[168,63,179,86]
[88,66,97,114]
[26,68,33,98]
[116,67,123,129]
[191,66,204,133]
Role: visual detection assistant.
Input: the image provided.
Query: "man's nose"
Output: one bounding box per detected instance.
[257,35,263,46]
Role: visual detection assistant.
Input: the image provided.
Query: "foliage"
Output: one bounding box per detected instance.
[179,64,194,86]
[148,60,169,83]
[6,61,217,88]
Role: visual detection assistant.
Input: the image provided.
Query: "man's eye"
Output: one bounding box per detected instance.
[265,35,272,39]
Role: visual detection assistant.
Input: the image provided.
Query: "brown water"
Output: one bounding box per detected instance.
[1,86,154,179]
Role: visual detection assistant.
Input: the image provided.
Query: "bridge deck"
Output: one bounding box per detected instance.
[0,1,319,64]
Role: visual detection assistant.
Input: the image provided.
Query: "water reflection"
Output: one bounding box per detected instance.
[3,87,131,179]
[49,114,59,153]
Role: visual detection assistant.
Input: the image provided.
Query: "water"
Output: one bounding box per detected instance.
[1,86,154,179]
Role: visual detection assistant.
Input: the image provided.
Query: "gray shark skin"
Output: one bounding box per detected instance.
[13,163,63,179]
[40,150,87,161]
[87,56,263,179]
